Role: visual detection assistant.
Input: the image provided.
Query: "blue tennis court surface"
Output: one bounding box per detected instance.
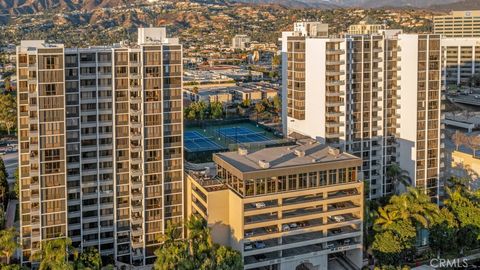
[218,127,269,143]
[184,131,224,152]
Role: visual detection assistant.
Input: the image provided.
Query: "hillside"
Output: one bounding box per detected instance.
[429,0,480,11]
[0,0,135,15]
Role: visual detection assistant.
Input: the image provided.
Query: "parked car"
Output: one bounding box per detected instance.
[326,243,335,249]
[331,228,342,234]
[254,241,266,249]
[282,224,290,231]
[245,231,254,237]
[289,223,298,229]
[329,215,345,222]
[255,202,266,209]
[343,239,351,245]
[298,221,309,227]
[244,242,253,251]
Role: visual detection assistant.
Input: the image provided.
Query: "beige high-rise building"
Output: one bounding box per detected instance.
[434,11,480,37]
[281,23,444,202]
[17,27,184,267]
[186,143,364,270]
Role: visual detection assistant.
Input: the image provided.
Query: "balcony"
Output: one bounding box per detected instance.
[326,60,345,65]
[325,111,344,117]
[326,80,345,86]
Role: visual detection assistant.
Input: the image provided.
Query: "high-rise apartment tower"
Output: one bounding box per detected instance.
[281,24,444,202]
[17,27,184,267]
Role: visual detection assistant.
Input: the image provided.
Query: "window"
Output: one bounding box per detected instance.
[328,169,337,185]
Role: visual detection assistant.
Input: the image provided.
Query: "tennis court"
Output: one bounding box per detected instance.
[217,127,270,143]
[184,131,224,152]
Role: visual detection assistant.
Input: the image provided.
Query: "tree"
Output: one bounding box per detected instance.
[272,95,281,113]
[429,208,457,257]
[210,102,223,119]
[31,237,73,270]
[444,186,480,254]
[0,94,16,135]
[254,102,265,115]
[0,158,8,208]
[386,163,410,195]
[0,228,19,264]
[154,216,242,270]
[374,207,400,231]
[467,135,480,158]
[13,168,18,199]
[76,247,102,270]
[241,98,251,108]
[452,130,467,151]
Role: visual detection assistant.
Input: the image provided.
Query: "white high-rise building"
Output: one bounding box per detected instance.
[281,23,443,202]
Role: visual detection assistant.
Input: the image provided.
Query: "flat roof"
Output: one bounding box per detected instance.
[214,142,360,173]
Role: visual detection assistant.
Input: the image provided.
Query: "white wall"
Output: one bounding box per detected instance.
[397,34,419,182]
[281,32,293,136]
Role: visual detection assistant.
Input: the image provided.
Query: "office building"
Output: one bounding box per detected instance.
[232,35,251,50]
[281,23,443,202]
[441,37,480,86]
[185,143,364,270]
[17,27,184,267]
[434,11,480,37]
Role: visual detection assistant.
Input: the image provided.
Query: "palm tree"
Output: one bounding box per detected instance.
[0,227,19,264]
[387,187,440,228]
[373,207,400,231]
[387,163,411,194]
[31,237,73,270]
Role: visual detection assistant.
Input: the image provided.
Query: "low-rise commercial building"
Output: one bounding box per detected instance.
[185,142,364,270]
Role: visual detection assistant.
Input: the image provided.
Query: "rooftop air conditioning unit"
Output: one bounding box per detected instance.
[258,160,270,169]
[238,147,248,156]
[294,149,305,157]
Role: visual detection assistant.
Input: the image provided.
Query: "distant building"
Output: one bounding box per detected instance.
[434,11,480,37]
[183,82,279,105]
[293,21,329,37]
[232,35,251,50]
[184,88,233,104]
[348,22,385,35]
[185,142,364,270]
[233,88,263,103]
[451,150,480,190]
[441,37,480,86]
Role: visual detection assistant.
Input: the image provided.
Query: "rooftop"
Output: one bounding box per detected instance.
[214,142,359,173]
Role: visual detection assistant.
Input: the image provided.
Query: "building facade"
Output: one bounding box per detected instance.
[281,24,444,202]
[434,11,480,38]
[441,37,480,87]
[17,27,184,267]
[185,143,364,270]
